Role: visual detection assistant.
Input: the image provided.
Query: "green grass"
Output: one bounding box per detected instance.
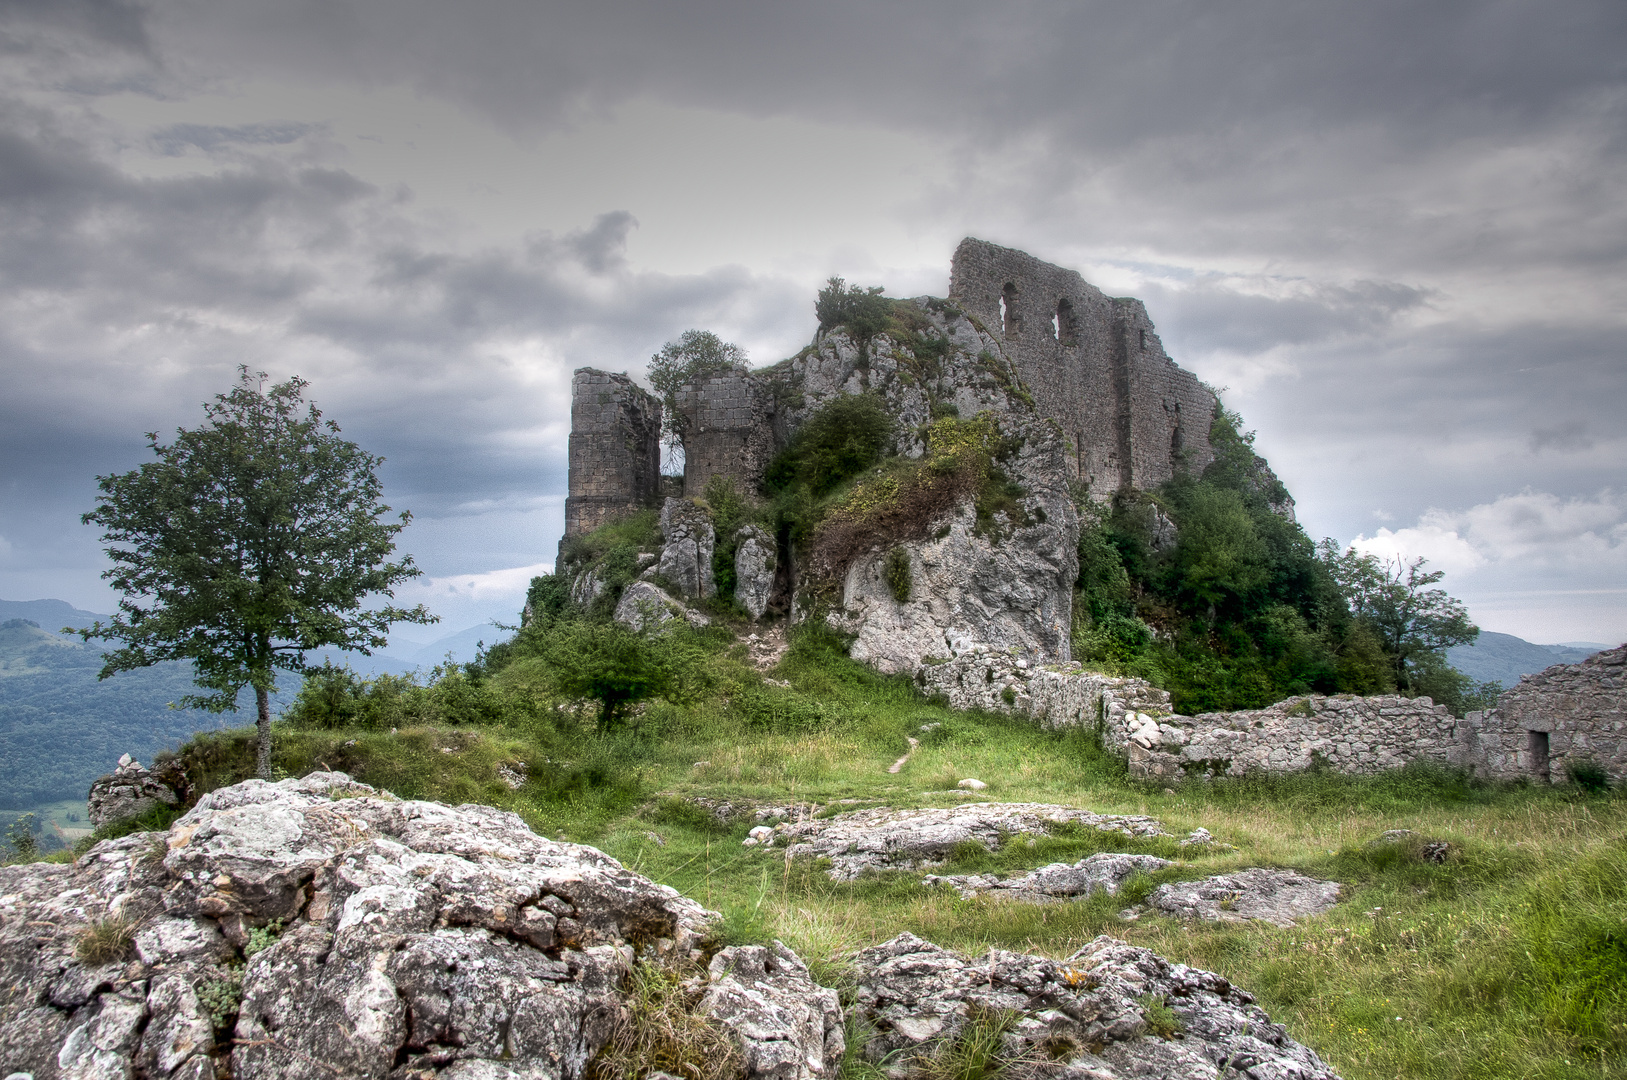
[88,620,1627,1080]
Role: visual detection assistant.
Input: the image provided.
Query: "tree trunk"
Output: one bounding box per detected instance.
[256,684,273,780]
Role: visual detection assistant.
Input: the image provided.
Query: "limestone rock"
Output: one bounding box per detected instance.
[734,525,776,620]
[1150,868,1342,928]
[767,803,1167,881]
[699,942,844,1080]
[831,415,1079,675]
[569,567,605,607]
[0,772,842,1080]
[658,498,717,600]
[850,932,1339,1080]
[923,852,1171,902]
[86,753,180,828]
[614,580,710,632]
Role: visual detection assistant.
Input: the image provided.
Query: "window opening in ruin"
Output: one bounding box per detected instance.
[1002,282,1020,337]
[1138,328,1146,351]
[1056,298,1078,345]
[1528,730,1551,782]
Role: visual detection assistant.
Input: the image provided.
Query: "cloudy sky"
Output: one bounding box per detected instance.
[1,0,1623,646]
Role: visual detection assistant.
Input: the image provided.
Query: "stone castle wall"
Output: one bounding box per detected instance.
[1463,644,1626,783]
[926,644,1627,784]
[673,370,777,497]
[561,240,1217,543]
[1110,696,1467,781]
[948,238,1216,496]
[562,369,662,540]
[921,654,1472,781]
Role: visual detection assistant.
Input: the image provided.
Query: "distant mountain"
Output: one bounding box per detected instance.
[0,617,239,809]
[396,624,514,667]
[1446,632,1602,690]
[0,598,106,632]
[0,599,515,810]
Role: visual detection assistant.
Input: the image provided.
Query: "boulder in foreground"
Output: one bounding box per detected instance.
[0,772,840,1080]
[851,931,1341,1079]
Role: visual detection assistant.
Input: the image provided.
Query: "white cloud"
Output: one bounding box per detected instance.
[1353,489,1627,571]
[399,562,553,604]
[1351,490,1627,643]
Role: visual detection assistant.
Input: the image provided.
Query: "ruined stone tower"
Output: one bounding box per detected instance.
[672,369,776,498]
[561,369,662,540]
[561,240,1217,544]
[948,238,1215,492]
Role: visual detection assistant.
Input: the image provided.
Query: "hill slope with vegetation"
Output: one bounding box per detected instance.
[0,618,227,808]
[35,607,1622,1080]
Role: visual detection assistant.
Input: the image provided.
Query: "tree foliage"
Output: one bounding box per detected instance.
[1319,543,1480,691]
[647,330,748,461]
[814,277,894,340]
[763,392,894,498]
[79,368,435,777]
[1070,402,1483,714]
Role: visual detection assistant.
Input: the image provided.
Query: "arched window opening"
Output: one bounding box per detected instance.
[1001,282,1021,337]
[1138,328,1147,351]
[1056,298,1078,345]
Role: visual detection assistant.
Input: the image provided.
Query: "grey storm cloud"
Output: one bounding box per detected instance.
[0,0,1623,639]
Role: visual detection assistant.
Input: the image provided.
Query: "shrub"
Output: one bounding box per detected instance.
[1566,758,1612,793]
[815,277,895,341]
[592,962,744,1080]
[1137,993,1183,1039]
[884,547,912,602]
[3,813,39,862]
[76,912,139,964]
[765,393,894,498]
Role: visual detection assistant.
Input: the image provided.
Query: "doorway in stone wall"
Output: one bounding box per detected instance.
[1528,730,1551,782]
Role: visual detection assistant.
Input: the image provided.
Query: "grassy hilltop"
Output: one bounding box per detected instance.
[39,609,1625,1080]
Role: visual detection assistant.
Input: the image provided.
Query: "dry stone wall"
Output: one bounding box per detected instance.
[1464,644,1626,783]
[562,369,662,539]
[1111,695,1468,781]
[920,655,1470,781]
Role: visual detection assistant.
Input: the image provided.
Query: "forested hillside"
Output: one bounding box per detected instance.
[1446,631,1601,689]
[0,618,238,808]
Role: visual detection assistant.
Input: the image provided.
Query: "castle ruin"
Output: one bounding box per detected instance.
[561,369,662,540]
[947,239,1215,492]
[562,238,1216,539]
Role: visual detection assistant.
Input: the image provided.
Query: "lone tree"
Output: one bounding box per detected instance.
[80,368,436,778]
[1320,544,1478,692]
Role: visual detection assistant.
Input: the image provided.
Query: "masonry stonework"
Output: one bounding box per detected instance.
[1463,644,1627,783]
[673,369,777,497]
[562,369,662,540]
[948,238,1216,495]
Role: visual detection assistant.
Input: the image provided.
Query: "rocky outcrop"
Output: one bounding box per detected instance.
[86,754,180,828]
[851,932,1340,1080]
[761,803,1168,881]
[658,498,717,600]
[0,773,843,1080]
[1147,869,1342,928]
[613,581,710,632]
[828,418,1079,675]
[733,526,775,620]
[922,852,1171,903]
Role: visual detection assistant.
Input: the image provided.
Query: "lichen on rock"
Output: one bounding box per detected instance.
[0,772,842,1080]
